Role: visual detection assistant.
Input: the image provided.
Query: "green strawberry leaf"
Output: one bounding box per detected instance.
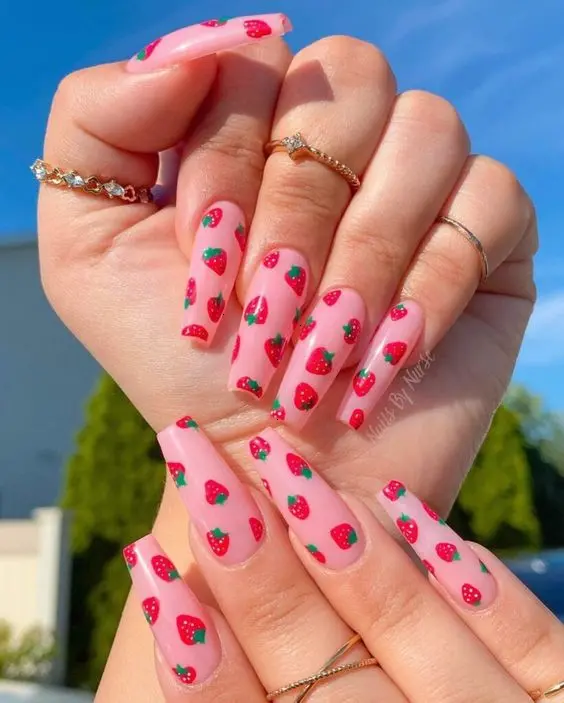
[194,628,206,644]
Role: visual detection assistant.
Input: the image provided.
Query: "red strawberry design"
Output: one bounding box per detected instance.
[201,207,223,227]
[205,480,229,505]
[151,555,180,582]
[383,341,407,365]
[423,502,444,523]
[263,251,279,268]
[182,324,209,341]
[330,523,358,550]
[207,292,225,323]
[307,544,326,564]
[231,334,240,363]
[285,265,307,296]
[396,514,419,544]
[201,17,229,27]
[207,528,230,557]
[234,223,246,251]
[353,369,375,396]
[249,436,271,461]
[422,560,436,576]
[236,376,263,398]
[202,247,227,276]
[249,517,264,542]
[262,478,272,497]
[264,334,286,367]
[270,398,286,421]
[294,382,319,411]
[123,543,137,569]
[382,480,406,502]
[173,664,196,685]
[243,18,272,39]
[136,38,161,61]
[142,597,160,625]
[343,318,361,344]
[323,290,342,306]
[349,408,365,430]
[306,347,335,375]
[177,614,207,645]
[287,495,310,520]
[286,453,313,479]
[299,316,316,340]
[436,542,460,562]
[176,416,199,430]
[390,303,408,321]
[244,296,268,325]
[167,462,187,488]
[462,583,482,607]
[184,277,196,309]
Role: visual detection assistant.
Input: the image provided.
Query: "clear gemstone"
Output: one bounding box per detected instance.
[282,133,306,154]
[63,172,85,188]
[31,161,48,181]
[103,181,125,197]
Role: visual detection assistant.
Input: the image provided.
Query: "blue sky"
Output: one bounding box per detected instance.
[4,0,563,409]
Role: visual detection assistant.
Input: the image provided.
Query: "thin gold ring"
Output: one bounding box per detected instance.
[437,215,489,281]
[30,159,153,204]
[265,132,361,192]
[530,680,564,700]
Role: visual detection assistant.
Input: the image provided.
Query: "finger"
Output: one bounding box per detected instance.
[337,155,534,430]
[175,38,291,345]
[124,534,264,701]
[228,36,397,400]
[157,419,406,701]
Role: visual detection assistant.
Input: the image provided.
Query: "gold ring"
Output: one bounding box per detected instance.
[265,633,378,701]
[530,680,564,700]
[265,132,361,192]
[436,215,489,281]
[30,159,153,204]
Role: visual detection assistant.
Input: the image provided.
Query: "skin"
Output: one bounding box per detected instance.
[37,35,536,701]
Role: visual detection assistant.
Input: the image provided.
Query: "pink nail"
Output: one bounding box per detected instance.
[124,534,221,685]
[181,202,246,345]
[337,300,424,431]
[248,429,364,569]
[228,249,309,400]
[377,481,497,609]
[272,288,365,427]
[157,416,265,565]
[127,14,292,73]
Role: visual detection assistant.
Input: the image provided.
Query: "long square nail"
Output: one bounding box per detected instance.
[124,534,221,685]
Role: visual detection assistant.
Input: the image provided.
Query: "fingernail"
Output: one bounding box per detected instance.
[337,301,424,431]
[157,416,265,565]
[127,14,292,73]
[228,249,309,399]
[377,481,497,609]
[124,534,221,685]
[272,288,365,427]
[181,202,246,345]
[248,429,364,569]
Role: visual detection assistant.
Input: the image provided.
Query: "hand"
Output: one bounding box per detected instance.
[128,425,562,702]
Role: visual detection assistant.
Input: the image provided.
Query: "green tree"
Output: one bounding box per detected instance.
[0,621,55,681]
[61,374,163,689]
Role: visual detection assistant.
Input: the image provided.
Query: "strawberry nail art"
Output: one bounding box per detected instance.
[229,249,309,399]
[158,419,265,565]
[124,534,221,685]
[127,14,292,73]
[338,300,424,431]
[275,288,365,428]
[181,202,245,346]
[248,429,364,570]
[378,481,497,609]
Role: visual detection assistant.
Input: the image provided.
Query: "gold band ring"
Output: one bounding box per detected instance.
[30,159,153,204]
[437,215,489,281]
[530,680,564,700]
[265,132,361,192]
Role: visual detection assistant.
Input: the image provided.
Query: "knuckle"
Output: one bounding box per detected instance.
[197,125,265,184]
[502,622,557,672]
[416,242,469,289]
[345,228,405,272]
[362,575,428,644]
[398,90,467,144]
[240,576,314,636]
[472,155,531,222]
[52,68,88,112]
[265,172,341,228]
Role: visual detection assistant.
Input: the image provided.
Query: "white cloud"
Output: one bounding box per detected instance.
[520,292,564,365]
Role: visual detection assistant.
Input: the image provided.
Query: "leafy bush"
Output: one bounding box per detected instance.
[0,621,55,681]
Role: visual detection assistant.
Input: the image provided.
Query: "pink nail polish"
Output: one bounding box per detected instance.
[248,429,364,569]
[272,288,365,428]
[377,481,497,609]
[124,534,221,685]
[337,301,424,431]
[181,202,246,345]
[157,416,265,565]
[127,14,292,73]
[228,249,309,399]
